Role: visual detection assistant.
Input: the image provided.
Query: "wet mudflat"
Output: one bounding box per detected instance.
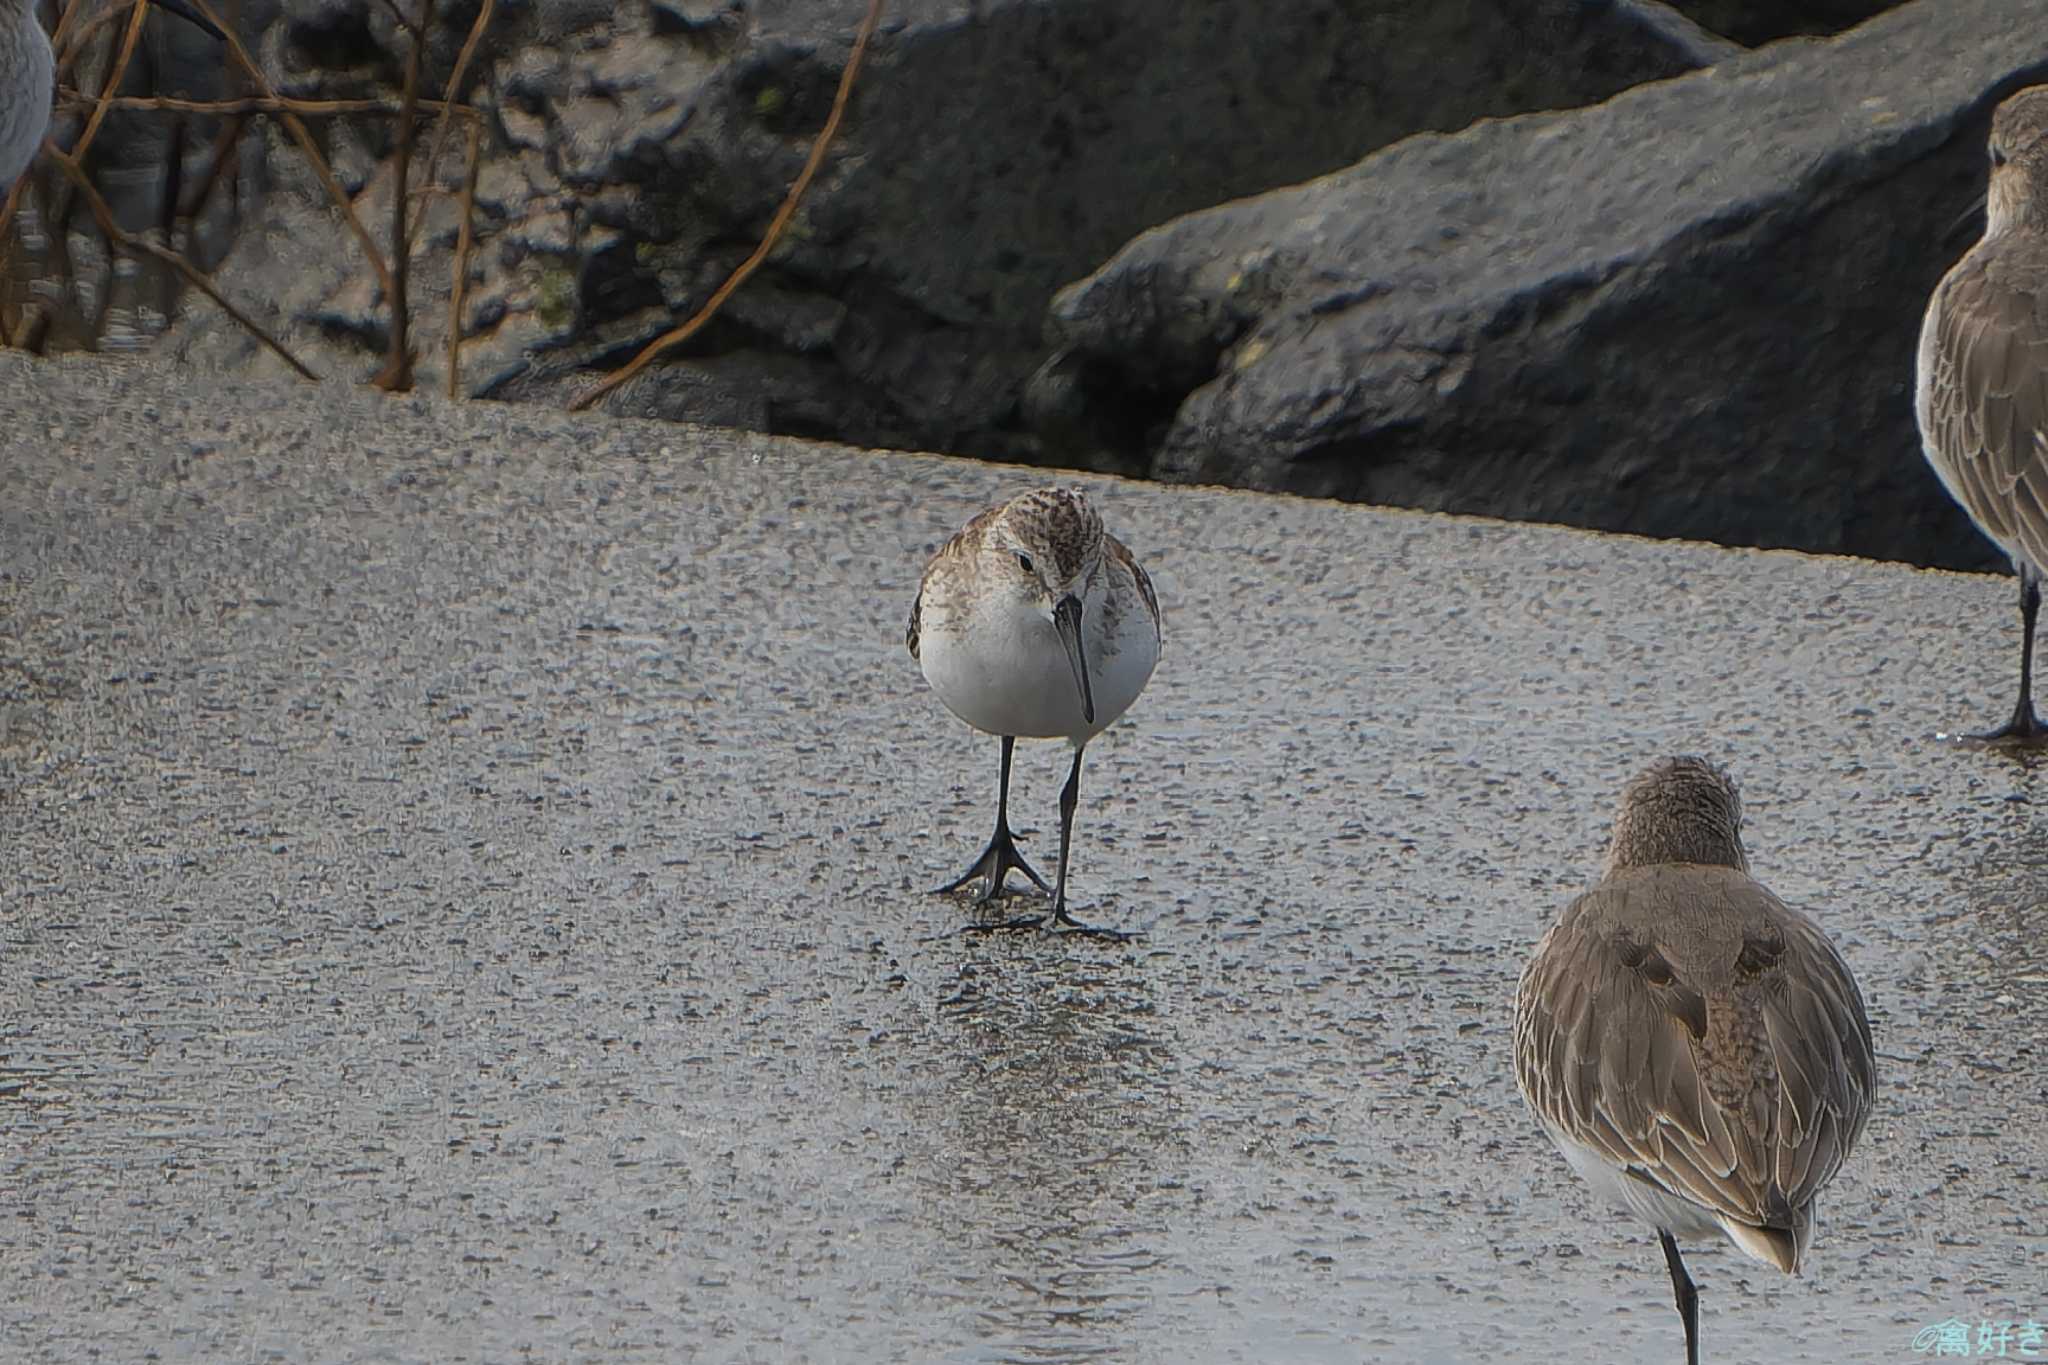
[0,353,2042,1363]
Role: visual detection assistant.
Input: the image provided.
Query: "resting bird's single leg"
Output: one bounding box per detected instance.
[1984,565,2048,742]
[1659,1232,1701,1365]
[935,736,1052,907]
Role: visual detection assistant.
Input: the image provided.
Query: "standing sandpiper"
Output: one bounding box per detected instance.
[1,0,224,190]
[1918,83,2048,742]
[1513,757,1875,1365]
[907,486,1161,934]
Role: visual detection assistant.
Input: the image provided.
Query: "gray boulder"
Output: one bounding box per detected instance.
[1033,0,2048,570]
[156,0,1726,453]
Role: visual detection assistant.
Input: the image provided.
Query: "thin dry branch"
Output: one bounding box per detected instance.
[0,176,25,348]
[71,0,151,164]
[405,0,494,256]
[447,115,482,399]
[375,0,434,392]
[184,0,399,307]
[49,0,122,62]
[46,148,319,381]
[567,0,885,413]
[57,89,478,120]
[0,169,27,281]
[46,0,85,52]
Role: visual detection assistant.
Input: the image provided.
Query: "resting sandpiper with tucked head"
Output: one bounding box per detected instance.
[907,486,1160,935]
[1,0,225,189]
[1513,757,1875,1365]
[1918,83,2048,743]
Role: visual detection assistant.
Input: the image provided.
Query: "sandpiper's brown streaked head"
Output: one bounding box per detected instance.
[1986,86,2048,236]
[1604,755,1748,877]
[987,486,1106,596]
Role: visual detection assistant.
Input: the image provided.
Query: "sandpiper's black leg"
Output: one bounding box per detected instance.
[936,737,1051,923]
[1044,746,1127,939]
[1049,745,1084,924]
[1982,567,2048,742]
[1659,1231,1701,1365]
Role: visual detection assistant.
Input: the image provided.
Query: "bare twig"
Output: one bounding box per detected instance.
[375,0,433,392]
[0,173,26,349]
[0,173,27,284]
[46,0,85,53]
[71,0,151,165]
[49,0,120,63]
[183,0,399,306]
[57,89,478,120]
[72,0,152,166]
[405,0,494,256]
[46,148,319,380]
[448,114,481,399]
[568,0,885,412]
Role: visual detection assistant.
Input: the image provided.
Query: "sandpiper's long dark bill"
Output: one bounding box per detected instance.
[1050,592,1095,725]
[1917,83,2048,742]
[907,486,1160,934]
[1513,757,1876,1365]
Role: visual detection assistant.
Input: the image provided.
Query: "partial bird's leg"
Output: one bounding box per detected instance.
[1659,1231,1701,1365]
[1983,565,2048,742]
[1045,745,1127,938]
[936,735,1051,910]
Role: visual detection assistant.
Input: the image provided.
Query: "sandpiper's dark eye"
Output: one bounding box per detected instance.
[1015,552,1034,574]
[1992,145,2009,168]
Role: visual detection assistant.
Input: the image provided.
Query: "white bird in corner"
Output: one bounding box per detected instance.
[2,0,226,190]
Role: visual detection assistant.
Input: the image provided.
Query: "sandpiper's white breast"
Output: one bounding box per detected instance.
[920,558,1158,744]
[0,0,55,190]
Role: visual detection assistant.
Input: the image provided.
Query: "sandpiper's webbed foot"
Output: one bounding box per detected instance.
[932,824,1051,904]
[1967,703,2048,746]
[1970,723,2048,746]
[1044,905,1133,941]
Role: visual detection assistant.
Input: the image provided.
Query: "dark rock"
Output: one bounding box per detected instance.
[1034,0,2048,571]
[153,0,1724,449]
[1663,0,1908,47]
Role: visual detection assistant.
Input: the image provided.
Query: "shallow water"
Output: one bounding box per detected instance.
[0,354,2041,1362]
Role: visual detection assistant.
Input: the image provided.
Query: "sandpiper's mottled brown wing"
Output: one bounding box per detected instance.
[1513,864,1876,1266]
[908,505,1001,661]
[1104,533,1161,644]
[1920,239,2048,571]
